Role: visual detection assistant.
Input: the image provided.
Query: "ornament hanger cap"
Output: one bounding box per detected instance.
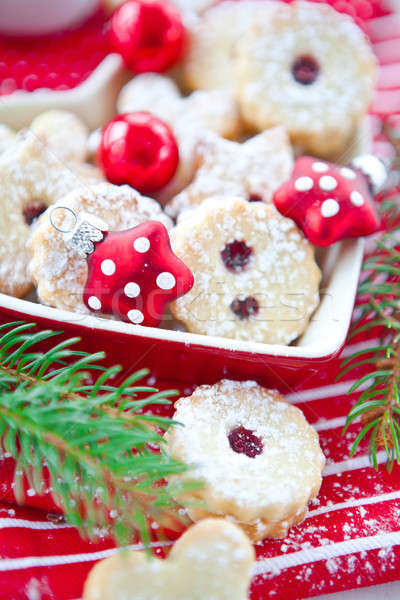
[49,206,109,259]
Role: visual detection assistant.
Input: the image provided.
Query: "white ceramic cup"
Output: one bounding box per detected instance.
[0,0,100,36]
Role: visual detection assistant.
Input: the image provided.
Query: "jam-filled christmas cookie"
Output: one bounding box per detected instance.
[182,0,279,91]
[235,1,376,158]
[0,131,100,298]
[170,197,320,343]
[117,74,240,202]
[29,110,89,163]
[167,128,293,218]
[165,380,325,541]
[84,518,255,600]
[28,182,172,313]
[0,124,16,153]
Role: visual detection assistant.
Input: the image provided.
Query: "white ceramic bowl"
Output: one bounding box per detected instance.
[0,0,99,36]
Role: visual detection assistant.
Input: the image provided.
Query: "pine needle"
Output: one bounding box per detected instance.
[339,191,400,471]
[0,322,199,545]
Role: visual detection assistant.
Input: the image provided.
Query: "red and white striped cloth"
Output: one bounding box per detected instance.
[1,3,400,599]
[1,334,400,600]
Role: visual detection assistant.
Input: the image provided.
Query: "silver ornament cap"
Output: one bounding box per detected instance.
[65,213,108,258]
[351,154,388,195]
[49,206,108,258]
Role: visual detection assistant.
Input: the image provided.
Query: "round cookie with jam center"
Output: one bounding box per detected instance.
[234,1,376,158]
[165,380,325,541]
[182,0,280,92]
[169,196,321,344]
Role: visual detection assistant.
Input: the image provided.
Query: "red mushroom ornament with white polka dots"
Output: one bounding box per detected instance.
[65,214,194,326]
[273,156,384,247]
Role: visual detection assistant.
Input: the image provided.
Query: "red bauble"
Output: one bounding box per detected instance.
[273,156,381,247]
[83,220,194,327]
[109,0,185,74]
[98,112,179,194]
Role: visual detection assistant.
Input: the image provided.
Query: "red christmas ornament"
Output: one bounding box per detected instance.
[109,0,185,74]
[273,156,382,247]
[98,112,179,194]
[67,216,193,326]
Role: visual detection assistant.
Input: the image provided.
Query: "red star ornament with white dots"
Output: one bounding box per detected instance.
[273,156,381,247]
[83,220,194,326]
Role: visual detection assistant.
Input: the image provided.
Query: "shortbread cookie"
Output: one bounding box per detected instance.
[0,124,16,153]
[170,197,320,344]
[0,132,101,298]
[167,127,293,218]
[182,0,279,91]
[30,110,89,163]
[29,182,172,313]
[118,73,240,201]
[165,380,325,541]
[83,519,255,600]
[235,1,376,157]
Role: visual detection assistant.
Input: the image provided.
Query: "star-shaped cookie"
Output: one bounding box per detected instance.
[117,73,240,202]
[166,127,294,218]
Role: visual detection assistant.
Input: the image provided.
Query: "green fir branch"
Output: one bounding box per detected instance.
[0,321,198,545]
[339,192,400,471]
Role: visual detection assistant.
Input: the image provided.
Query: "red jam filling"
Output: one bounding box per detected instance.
[221,240,253,273]
[228,426,263,458]
[23,201,47,225]
[292,55,320,85]
[248,193,263,203]
[230,296,259,320]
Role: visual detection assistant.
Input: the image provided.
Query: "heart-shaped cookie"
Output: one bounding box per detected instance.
[83,519,255,600]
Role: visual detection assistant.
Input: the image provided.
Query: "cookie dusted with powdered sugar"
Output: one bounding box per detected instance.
[30,110,89,163]
[117,73,240,202]
[235,1,376,157]
[0,124,16,154]
[169,197,320,344]
[0,131,101,298]
[165,380,325,541]
[28,182,172,314]
[84,519,255,600]
[166,128,293,218]
[182,0,280,91]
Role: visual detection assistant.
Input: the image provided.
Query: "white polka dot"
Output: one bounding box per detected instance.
[124,282,140,298]
[88,296,102,310]
[156,272,176,290]
[321,199,340,218]
[319,176,338,191]
[294,176,314,192]
[127,309,144,324]
[101,259,116,276]
[134,237,150,253]
[341,167,356,180]
[350,191,364,206]
[312,162,329,173]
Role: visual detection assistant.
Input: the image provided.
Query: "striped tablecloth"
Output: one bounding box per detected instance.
[1,3,400,599]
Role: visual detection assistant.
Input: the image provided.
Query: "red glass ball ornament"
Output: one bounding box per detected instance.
[109,0,185,74]
[98,112,179,194]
